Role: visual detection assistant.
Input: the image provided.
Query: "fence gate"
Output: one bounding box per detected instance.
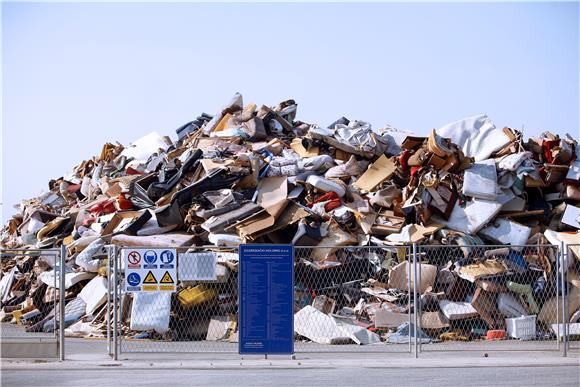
[1,247,66,360]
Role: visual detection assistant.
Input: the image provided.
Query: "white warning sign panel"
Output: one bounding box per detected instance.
[123,249,177,293]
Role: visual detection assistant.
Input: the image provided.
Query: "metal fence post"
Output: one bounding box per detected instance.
[59,244,66,361]
[556,242,560,351]
[407,245,412,354]
[413,242,418,359]
[561,242,567,357]
[113,245,119,361]
[106,245,111,357]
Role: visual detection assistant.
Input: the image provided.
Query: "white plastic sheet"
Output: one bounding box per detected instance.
[130,292,171,334]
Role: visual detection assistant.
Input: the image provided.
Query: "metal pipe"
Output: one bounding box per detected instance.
[407,245,412,354]
[561,242,567,358]
[413,243,418,359]
[59,244,66,361]
[556,243,560,351]
[53,253,58,340]
[417,247,422,353]
[113,245,118,361]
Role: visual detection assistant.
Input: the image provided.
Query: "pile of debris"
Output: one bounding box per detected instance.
[1,93,579,344]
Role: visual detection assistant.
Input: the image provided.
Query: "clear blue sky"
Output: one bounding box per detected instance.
[2,2,579,222]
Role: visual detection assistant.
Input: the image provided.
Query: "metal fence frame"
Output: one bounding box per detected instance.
[107,243,573,358]
[0,246,66,360]
[566,244,579,352]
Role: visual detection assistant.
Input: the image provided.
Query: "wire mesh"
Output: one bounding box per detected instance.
[416,244,562,352]
[0,248,63,344]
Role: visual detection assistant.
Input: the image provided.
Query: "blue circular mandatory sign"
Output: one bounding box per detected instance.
[127,272,141,286]
[144,250,157,264]
[160,250,174,264]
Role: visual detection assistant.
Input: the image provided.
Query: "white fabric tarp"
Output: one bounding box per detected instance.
[437,114,511,162]
[120,132,172,161]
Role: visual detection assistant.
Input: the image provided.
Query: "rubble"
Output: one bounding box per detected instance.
[1,93,579,346]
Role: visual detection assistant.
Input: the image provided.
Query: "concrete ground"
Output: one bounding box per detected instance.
[2,323,579,386]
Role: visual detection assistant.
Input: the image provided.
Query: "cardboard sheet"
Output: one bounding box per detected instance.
[290,138,319,157]
[389,261,437,294]
[257,177,288,217]
[354,155,396,192]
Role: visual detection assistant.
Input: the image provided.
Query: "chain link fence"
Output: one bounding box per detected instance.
[294,245,413,353]
[1,247,66,359]
[108,243,573,357]
[416,244,563,353]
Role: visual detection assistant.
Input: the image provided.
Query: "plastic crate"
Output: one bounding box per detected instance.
[505,315,536,340]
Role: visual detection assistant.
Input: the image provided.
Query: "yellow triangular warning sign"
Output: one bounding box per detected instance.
[160,271,174,284]
[143,271,157,284]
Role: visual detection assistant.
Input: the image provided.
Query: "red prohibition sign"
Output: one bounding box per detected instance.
[128,251,141,264]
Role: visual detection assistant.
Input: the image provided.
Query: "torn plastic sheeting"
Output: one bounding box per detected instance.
[294,305,380,345]
[387,322,431,344]
[39,270,96,290]
[437,198,502,235]
[479,218,531,249]
[78,276,108,315]
[462,159,498,200]
[130,292,171,334]
[436,114,511,162]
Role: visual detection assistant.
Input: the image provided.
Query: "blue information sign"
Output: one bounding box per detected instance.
[239,244,294,355]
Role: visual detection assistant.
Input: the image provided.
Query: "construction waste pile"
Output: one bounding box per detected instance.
[1,93,579,345]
